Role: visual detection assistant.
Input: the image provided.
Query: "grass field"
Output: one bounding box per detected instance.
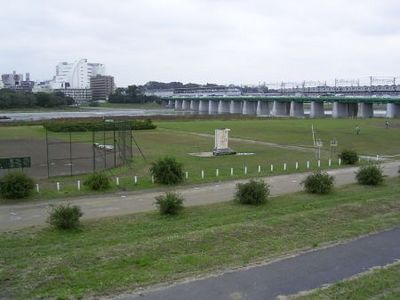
[157,118,400,155]
[297,262,400,299]
[1,178,400,299]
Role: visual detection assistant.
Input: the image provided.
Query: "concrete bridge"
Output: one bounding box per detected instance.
[164,97,400,118]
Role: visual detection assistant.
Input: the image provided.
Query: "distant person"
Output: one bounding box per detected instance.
[385,120,390,129]
[355,125,360,135]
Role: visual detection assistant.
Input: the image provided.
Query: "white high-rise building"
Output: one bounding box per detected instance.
[52,59,105,89]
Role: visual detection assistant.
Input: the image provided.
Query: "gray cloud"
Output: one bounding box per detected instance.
[1,0,399,86]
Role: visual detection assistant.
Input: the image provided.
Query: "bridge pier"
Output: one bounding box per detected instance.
[310,102,325,118]
[174,99,183,110]
[242,101,257,115]
[290,101,304,117]
[348,103,358,117]
[208,100,218,114]
[332,102,348,118]
[218,100,230,114]
[230,101,242,114]
[358,103,373,118]
[272,101,290,116]
[167,100,174,108]
[256,101,270,115]
[182,100,190,110]
[199,100,209,114]
[386,103,400,118]
[190,100,199,112]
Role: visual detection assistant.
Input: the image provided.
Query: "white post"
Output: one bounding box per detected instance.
[36,184,40,193]
[216,169,219,177]
[152,176,155,184]
[376,155,379,161]
[283,163,287,171]
[307,161,310,169]
[329,159,332,167]
[295,162,299,170]
[338,158,342,166]
[201,170,205,179]
[318,160,321,168]
[258,165,261,173]
[231,168,234,176]
[185,171,189,179]
[116,177,119,186]
[244,166,248,175]
[56,182,60,192]
[271,164,274,172]
[134,176,138,184]
[77,180,81,191]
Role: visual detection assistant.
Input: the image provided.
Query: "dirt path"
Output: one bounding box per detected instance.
[1,161,399,232]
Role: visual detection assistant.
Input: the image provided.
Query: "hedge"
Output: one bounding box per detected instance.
[43,119,156,132]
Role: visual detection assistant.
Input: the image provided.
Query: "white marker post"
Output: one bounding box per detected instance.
[258,165,261,173]
[152,176,155,184]
[307,161,310,169]
[338,158,341,166]
[376,155,379,161]
[116,177,119,186]
[77,180,81,191]
[216,169,219,177]
[36,184,40,193]
[318,160,321,168]
[329,159,332,167]
[185,171,189,179]
[231,168,234,176]
[283,163,287,171]
[56,182,60,192]
[201,170,205,179]
[270,164,274,172]
[134,176,138,184]
[295,162,299,170]
[244,166,247,175]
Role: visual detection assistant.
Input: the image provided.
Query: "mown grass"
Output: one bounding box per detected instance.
[1,178,400,299]
[156,118,400,155]
[297,262,400,300]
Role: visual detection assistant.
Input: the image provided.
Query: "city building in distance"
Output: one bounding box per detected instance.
[1,71,34,92]
[90,75,115,101]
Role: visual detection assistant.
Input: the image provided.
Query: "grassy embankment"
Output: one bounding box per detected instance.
[296,261,400,299]
[1,178,400,299]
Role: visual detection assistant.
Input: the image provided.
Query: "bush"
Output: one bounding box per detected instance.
[0,172,34,199]
[43,119,156,132]
[83,172,110,191]
[302,171,334,194]
[339,149,359,165]
[155,192,184,215]
[355,164,384,186]
[235,180,270,205]
[150,157,184,185]
[47,204,83,230]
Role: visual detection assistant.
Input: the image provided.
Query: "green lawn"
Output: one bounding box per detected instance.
[157,118,400,155]
[1,178,400,299]
[297,262,400,299]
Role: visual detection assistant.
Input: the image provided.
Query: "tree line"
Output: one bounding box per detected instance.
[108,85,159,104]
[0,89,75,109]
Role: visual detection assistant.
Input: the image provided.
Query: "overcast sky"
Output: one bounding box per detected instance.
[1,0,399,86]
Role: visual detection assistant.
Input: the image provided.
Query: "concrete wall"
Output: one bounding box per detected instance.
[289,101,304,117]
[386,103,400,118]
[358,103,373,118]
[242,101,257,115]
[230,101,242,114]
[256,101,270,115]
[332,102,348,118]
[218,100,230,114]
[208,100,219,114]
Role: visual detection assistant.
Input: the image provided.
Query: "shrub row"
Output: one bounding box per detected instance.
[43,119,156,132]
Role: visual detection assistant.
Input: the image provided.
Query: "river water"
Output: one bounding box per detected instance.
[0,108,387,122]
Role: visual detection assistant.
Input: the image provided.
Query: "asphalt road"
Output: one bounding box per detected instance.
[114,227,400,300]
[1,161,399,232]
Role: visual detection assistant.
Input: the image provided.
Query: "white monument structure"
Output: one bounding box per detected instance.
[213,128,236,156]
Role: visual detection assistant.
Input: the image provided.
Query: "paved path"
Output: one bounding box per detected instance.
[1,161,399,232]
[114,227,400,300]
